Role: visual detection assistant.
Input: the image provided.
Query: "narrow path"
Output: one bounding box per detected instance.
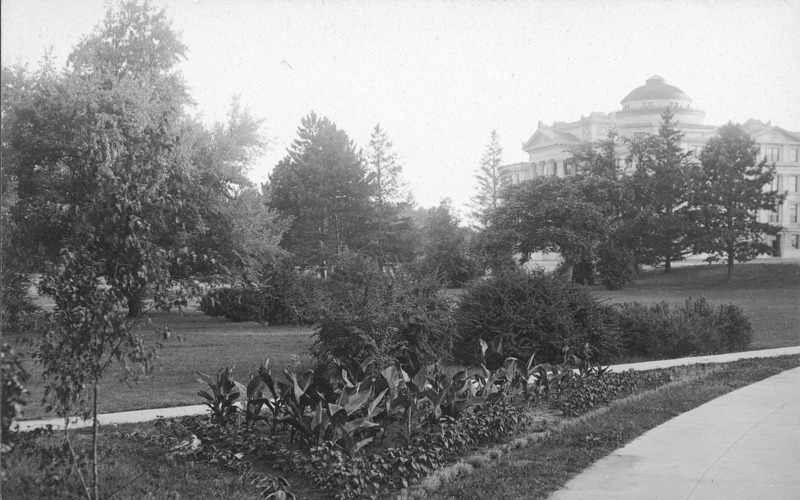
[549,366,800,500]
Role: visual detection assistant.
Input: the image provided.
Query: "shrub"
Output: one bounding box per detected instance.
[596,245,637,290]
[614,297,752,359]
[311,252,456,371]
[454,269,624,366]
[199,260,317,324]
[200,287,271,323]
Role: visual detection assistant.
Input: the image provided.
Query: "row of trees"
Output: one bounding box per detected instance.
[476,110,783,284]
[0,3,479,497]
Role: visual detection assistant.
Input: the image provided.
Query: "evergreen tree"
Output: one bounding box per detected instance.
[366,124,414,270]
[269,113,373,271]
[627,108,695,272]
[471,130,504,225]
[690,123,784,277]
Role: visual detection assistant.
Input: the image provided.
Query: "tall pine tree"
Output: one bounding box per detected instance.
[366,124,413,270]
[471,130,504,225]
[269,113,373,272]
[627,108,695,272]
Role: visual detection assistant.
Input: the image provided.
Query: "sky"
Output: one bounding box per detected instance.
[3,0,800,214]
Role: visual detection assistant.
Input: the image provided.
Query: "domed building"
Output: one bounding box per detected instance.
[499,76,800,256]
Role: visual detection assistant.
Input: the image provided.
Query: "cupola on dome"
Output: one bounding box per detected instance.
[620,76,691,105]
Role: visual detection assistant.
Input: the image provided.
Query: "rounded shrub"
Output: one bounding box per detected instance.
[614,297,752,359]
[311,252,456,371]
[454,269,624,366]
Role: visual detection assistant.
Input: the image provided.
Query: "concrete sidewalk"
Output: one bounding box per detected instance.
[549,366,800,500]
[13,346,800,432]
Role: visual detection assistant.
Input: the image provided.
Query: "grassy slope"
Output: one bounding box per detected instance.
[591,262,800,350]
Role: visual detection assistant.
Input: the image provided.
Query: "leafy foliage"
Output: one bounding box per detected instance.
[614,297,752,359]
[195,367,246,426]
[415,199,481,287]
[454,268,624,365]
[311,252,456,370]
[198,260,310,325]
[483,177,607,277]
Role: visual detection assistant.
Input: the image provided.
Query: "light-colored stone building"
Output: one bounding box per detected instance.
[500,76,800,257]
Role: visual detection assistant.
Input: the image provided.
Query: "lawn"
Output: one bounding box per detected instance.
[13,261,798,421]
[15,311,316,419]
[591,262,800,350]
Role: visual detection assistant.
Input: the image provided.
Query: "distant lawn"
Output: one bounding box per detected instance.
[591,262,800,350]
[14,311,316,420]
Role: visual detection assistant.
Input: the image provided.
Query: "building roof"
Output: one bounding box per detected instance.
[621,76,691,104]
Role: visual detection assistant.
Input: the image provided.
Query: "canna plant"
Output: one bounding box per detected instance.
[195,367,246,425]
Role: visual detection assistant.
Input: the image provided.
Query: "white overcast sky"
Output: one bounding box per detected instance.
[3,0,800,213]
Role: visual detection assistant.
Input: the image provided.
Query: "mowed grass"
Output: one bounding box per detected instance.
[591,262,800,350]
[15,311,316,419]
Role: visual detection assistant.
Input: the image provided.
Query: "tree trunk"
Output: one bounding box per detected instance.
[92,378,99,500]
[564,263,574,281]
[727,254,734,278]
[126,285,145,317]
[664,255,672,273]
[127,294,143,318]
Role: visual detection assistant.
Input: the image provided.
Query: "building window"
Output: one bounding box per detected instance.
[769,207,779,222]
[790,148,799,162]
[793,235,800,249]
[771,176,780,192]
[634,132,647,140]
[789,176,799,193]
[766,147,781,162]
[791,204,799,224]
[690,145,703,155]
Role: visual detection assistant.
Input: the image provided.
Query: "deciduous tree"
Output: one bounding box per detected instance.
[484,178,607,279]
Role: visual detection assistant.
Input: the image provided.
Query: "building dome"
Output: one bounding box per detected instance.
[620,76,691,105]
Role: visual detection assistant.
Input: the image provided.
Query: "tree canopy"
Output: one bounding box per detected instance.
[689,122,784,277]
[627,109,695,272]
[365,124,414,270]
[484,177,608,278]
[268,113,374,271]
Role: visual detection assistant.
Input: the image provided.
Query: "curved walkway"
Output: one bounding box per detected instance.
[549,365,800,500]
